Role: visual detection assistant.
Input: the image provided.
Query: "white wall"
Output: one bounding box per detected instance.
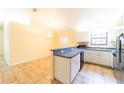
[0,27,3,56]
[2,21,55,65]
[9,22,55,65]
[54,29,77,48]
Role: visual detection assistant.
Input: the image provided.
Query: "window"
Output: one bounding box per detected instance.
[91,32,108,45]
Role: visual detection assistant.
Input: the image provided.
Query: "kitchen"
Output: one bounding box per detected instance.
[0,8,124,84]
[51,30,124,83]
[51,9,124,84]
[1,0,124,93]
[51,32,116,84]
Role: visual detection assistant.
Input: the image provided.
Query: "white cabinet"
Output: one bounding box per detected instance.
[54,54,80,84]
[84,50,91,62]
[84,50,113,67]
[99,51,111,66]
[71,54,80,81]
[76,32,89,42]
[90,51,99,64]
[84,50,99,64]
[54,56,70,83]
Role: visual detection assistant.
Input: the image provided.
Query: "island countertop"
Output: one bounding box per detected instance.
[51,46,116,58]
[53,49,84,58]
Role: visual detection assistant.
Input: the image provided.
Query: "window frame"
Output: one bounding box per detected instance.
[90,32,108,45]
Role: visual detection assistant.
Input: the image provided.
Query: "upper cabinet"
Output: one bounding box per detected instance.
[76,31,89,42]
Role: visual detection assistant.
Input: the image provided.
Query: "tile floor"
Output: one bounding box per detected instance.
[0,56,117,84]
[72,63,117,84]
[52,63,117,84]
[0,56,52,84]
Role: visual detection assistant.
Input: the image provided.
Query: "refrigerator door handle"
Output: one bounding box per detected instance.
[119,40,121,63]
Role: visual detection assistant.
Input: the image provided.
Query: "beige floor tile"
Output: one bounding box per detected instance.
[0,56,117,84]
[10,80,19,84]
[2,70,14,74]
[11,67,22,72]
[18,79,34,84]
[71,63,116,84]
[34,78,50,84]
[2,75,17,84]
[0,71,1,83]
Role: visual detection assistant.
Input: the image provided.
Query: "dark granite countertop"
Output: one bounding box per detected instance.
[51,46,116,58]
[84,47,116,52]
[51,46,77,51]
[54,49,84,58]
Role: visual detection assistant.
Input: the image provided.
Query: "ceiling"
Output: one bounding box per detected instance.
[0,8,124,31]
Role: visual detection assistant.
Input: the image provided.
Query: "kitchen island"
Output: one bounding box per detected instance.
[51,46,84,84]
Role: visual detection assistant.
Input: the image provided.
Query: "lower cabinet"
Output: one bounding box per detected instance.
[71,54,80,81]
[99,51,113,67]
[90,51,99,64]
[84,50,99,64]
[54,54,80,84]
[84,50,113,67]
[84,50,91,62]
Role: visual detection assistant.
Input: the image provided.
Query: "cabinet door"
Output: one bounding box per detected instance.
[84,50,99,64]
[54,56,70,83]
[84,50,91,62]
[76,32,89,42]
[90,51,99,64]
[76,32,83,42]
[84,50,113,67]
[99,51,112,66]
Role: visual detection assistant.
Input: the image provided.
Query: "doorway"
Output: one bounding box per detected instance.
[0,23,3,57]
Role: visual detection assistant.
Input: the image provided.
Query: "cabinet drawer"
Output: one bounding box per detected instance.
[71,54,80,81]
[71,54,80,68]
